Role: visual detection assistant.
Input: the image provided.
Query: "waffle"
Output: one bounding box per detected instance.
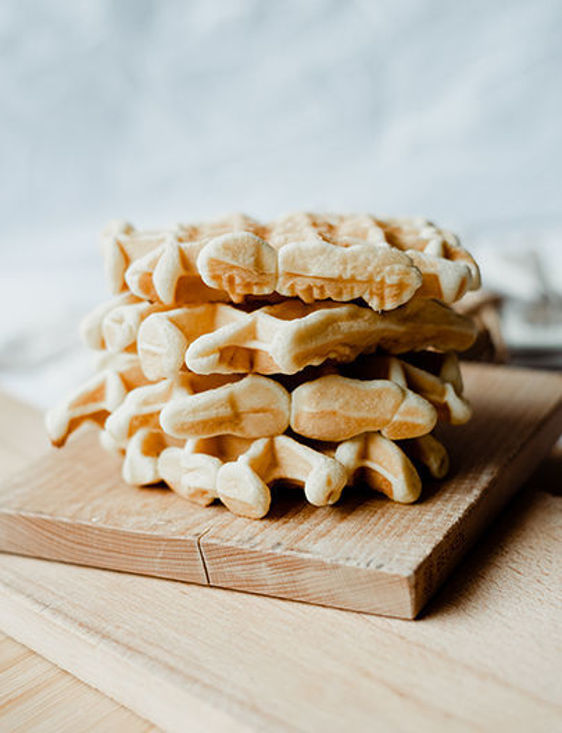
[399,433,449,480]
[137,297,477,379]
[119,431,346,518]
[102,215,254,301]
[48,349,468,451]
[214,432,439,511]
[80,292,169,352]
[217,435,349,518]
[331,431,449,504]
[160,354,467,442]
[120,427,449,518]
[104,213,479,310]
[346,352,472,425]
[178,435,254,506]
[331,433,421,504]
[46,353,148,447]
[104,372,243,448]
[159,375,291,440]
[48,211,480,519]
[121,427,182,486]
[289,374,438,441]
[379,216,480,298]
[159,370,438,442]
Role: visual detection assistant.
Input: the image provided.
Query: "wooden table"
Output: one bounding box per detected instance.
[1,389,561,731]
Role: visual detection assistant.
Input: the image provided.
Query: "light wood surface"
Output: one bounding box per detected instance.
[1,454,561,731]
[0,392,154,732]
[1,377,561,732]
[1,363,561,618]
[0,634,156,733]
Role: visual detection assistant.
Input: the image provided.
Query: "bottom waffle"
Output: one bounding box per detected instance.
[111,426,449,519]
[46,350,459,518]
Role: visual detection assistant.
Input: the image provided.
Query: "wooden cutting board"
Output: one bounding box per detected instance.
[1,363,561,619]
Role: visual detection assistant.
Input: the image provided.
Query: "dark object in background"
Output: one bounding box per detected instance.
[456,291,508,363]
[456,289,562,370]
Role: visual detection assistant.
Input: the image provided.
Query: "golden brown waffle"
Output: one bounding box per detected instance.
[46,353,148,447]
[121,427,183,487]
[332,433,422,504]
[288,374,438,441]
[118,431,346,518]
[158,375,291,440]
[103,213,479,310]
[104,372,242,448]
[159,366,441,443]
[347,352,472,425]
[139,355,467,444]
[48,210,480,521]
[399,433,450,480]
[159,352,470,443]
[378,216,480,298]
[175,435,254,506]
[48,352,468,449]
[80,292,169,352]
[136,297,477,379]
[119,427,449,518]
[216,435,348,518]
[283,351,470,440]
[102,215,256,301]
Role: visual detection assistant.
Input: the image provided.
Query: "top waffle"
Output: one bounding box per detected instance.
[103,213,480,311]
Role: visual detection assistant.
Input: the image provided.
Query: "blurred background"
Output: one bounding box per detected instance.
[1,0,561,405]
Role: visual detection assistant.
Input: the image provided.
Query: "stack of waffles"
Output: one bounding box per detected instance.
[47,213,480,518]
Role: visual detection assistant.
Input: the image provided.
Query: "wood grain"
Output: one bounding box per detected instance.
[0,634,157,733]
[0,386,561,731]
[0,392,155,733]
[1,363,561,618]
[1,471,561,732]
[0,435,210,586]
[200,365,562,616]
